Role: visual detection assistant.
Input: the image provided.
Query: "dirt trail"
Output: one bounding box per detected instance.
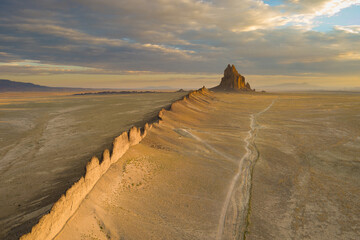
[216,100,276,240]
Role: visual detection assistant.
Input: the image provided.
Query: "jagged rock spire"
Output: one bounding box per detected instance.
[213,64,252,91]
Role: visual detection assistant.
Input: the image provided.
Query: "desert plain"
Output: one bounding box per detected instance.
[1,89,359,240]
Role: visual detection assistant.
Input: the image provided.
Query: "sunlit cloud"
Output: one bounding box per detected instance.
[337,52,360,61]
[0,0,359,88]
[0,60,102,74]
[274,0,360,28]
[334,25,360,33]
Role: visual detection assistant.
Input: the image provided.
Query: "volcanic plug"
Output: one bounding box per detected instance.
[212,64,252,91]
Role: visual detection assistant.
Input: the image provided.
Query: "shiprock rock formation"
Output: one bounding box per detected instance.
[212,64,253,91]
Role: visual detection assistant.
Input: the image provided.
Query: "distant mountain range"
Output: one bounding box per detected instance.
[0,79,182,92]
[0,79,86,92]
[257,82,324,91]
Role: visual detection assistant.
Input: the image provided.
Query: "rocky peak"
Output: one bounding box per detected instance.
[212,64,252,91]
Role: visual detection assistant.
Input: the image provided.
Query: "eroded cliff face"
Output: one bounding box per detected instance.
[213,64,252,91]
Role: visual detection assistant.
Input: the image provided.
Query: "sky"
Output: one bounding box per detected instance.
[0,0,359,90]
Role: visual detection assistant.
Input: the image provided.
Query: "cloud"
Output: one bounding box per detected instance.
[0,0,359,88]
[0,59,101,75]
[282,0,360,15]
[259,0,360,29]
[334,25,360,33]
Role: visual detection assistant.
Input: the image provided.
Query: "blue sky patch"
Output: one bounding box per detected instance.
[263,0,284,7]
[314,5,360,32]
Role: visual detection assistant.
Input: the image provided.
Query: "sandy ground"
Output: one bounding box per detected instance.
[53,91,359,240]
[247,93,360,239]
[0,91,186,240]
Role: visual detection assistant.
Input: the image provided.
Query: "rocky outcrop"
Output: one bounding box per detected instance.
[212,64,252,91]
[19,129,146,240]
